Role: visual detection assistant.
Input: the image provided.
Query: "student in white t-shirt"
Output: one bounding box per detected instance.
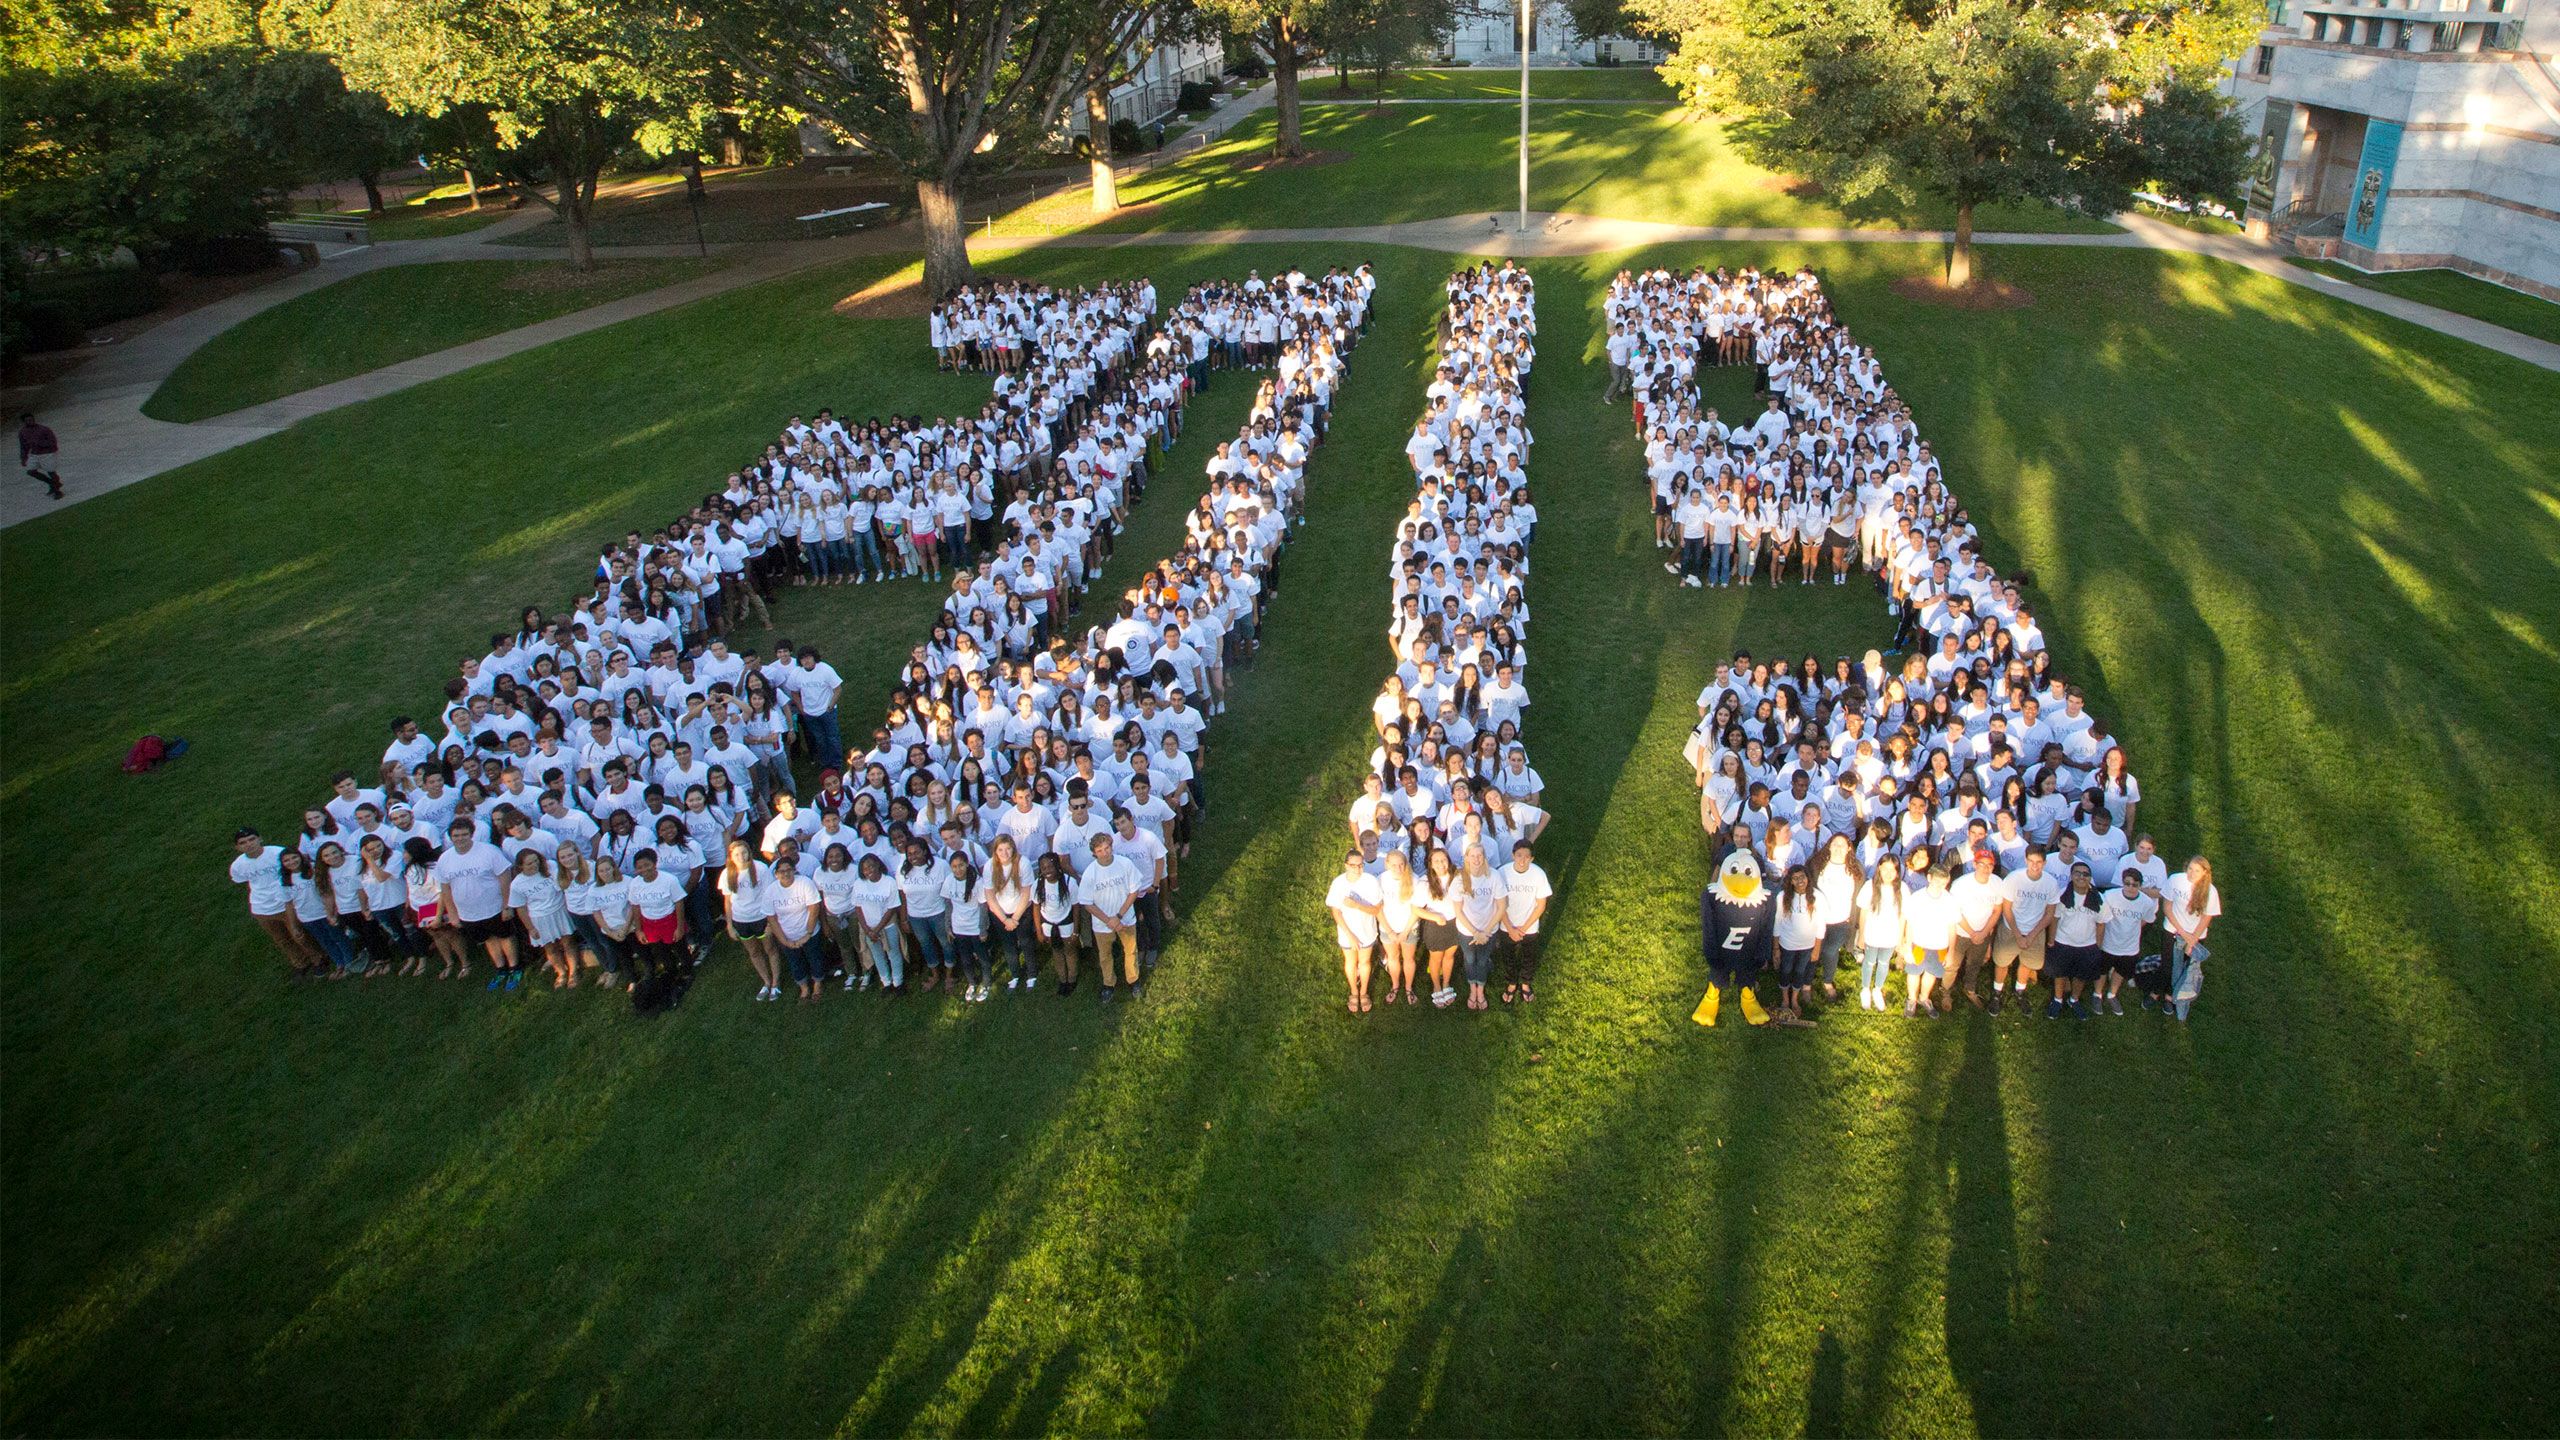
[2094,865,2162,1016]
[232,827,321,975]
[1325,848,1383,1014]
[2160,855,2222,1021]
[767,856,827,1002]
[1498,840,1552,1004]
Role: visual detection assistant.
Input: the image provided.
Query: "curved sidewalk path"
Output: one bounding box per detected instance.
[11,196,2554,533]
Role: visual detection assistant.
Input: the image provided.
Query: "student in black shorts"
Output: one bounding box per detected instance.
[2045,861,2104,1019]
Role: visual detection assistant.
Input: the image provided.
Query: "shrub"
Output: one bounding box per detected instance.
[1109,117,1146,154]
[7,266,166,358]
[1177,80,1217,113]
[1229,55,1269,81]
[156,232,283,276]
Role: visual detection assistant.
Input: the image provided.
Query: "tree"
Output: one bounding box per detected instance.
[301,0,692,269]
[1200,0,1333,158]
[694,0,1169,299]
[1082,4,1215,211]
[1322,0,1459,95]
[1637,0,2250,285]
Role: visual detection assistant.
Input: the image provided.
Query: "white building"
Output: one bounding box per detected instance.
[1443,0,1662,65]
[2235,0,2560,299]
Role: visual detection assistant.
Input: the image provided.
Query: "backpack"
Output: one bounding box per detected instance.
[121,735,167,774]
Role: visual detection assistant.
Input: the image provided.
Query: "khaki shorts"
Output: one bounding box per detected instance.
[1992,918,2047,972]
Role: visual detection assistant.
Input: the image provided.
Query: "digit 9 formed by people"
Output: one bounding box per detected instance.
[229,264,1381,1014]
[1607,264,2221,1029]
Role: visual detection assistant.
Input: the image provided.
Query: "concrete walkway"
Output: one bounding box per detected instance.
[13,129,2554,530]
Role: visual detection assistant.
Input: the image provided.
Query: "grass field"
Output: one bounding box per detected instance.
[5,234,2559,1435]
[142,258,721,422]
[1319,65,1676,101]
[1002,104,2121,236]
[2288,257,2560,346]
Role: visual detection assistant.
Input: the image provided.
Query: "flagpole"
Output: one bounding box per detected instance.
[1517,0,1531,230]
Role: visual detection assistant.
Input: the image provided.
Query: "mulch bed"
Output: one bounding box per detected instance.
[1889,275,2036,310]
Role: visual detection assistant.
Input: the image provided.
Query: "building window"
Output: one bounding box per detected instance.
[2254,43,2276,74]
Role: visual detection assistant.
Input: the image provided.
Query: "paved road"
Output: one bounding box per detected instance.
[11,105,2552,531]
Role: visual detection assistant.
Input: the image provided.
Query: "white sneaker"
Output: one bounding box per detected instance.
[1006,976,1020,990]
[1683,576,1701,589]
[1025,976,1039,990]
[1664,562,1679,575]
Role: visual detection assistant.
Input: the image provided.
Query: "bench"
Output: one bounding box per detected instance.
[268,217,372,247]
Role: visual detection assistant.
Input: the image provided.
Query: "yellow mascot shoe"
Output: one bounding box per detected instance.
[1740,988,1770,1026]
[1694,986,1720,1027]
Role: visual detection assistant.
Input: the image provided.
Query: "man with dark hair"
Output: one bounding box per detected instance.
[19,412,63,499]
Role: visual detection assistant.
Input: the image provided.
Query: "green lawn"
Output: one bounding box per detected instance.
[5,239,2558,1434]
[1324,65,1676,101]
[365,207,512,242]
[1005,104,2120,236]
[2288,257,2560,346]
[142,257,720,422]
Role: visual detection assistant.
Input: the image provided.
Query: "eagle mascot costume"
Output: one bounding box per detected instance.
[1694,849,1775,1027]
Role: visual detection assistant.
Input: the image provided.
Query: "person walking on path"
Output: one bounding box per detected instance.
[19,413,63,499]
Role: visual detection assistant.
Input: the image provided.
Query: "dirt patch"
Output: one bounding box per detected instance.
[1757,173,1827,201]
[1888,275,2036,310]
[832,269,1038,319]
[1228,148,1352,174]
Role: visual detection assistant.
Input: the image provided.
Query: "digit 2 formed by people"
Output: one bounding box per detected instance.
[1613,264,2171,1028]
[235,266,1385,1012]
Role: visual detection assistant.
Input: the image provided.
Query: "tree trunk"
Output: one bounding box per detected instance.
[719,133,746,167]
[1088,86,1119,213]
[917,175,975,300]
[1272,38,1306,158]
[359,171,386,213]
[1947,200,1975,287]
[462,166,482,211]
[560,171,597,272]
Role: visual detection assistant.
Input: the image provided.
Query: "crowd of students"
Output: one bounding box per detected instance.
[1325,262,1554,1015]
[1613,263,2224,1021]
[230,265,1377,1011]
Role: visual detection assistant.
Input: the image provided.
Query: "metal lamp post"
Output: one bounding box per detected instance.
[1518,0,1531,230]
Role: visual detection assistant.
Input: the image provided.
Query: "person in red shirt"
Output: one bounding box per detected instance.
[19,412,64,499]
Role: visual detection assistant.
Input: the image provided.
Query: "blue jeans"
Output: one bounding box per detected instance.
[1680,536,1705,579]
[1461,938,1495,986]
[805,539,833,580]
[907,911,952,972]
[862,925,905,985]
[802,708,843,771]
[2170,937,2204,1019]
[1707,542,1733,586]
[311,917,358,972]
[1817,921,1856,985]
[570,914,626,975]
[953,931,989,984]
[1860,943,1895,993]
[848,530,884,580]
[784,938,825,985]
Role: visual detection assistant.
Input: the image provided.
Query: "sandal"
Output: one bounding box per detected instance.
[1520,984,1535,1003]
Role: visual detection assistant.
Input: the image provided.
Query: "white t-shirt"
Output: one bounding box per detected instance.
[1326,872,1381,946]
[231,846,291,916]
[1949,872,2007,935]
[766,876,823,945]
[2099,890,2158,955]
[1499,861,1551,931]
[2162,873,2221,934]
[432,842,512,923]
[627,869,689,921]
[2004,867,2061,934]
